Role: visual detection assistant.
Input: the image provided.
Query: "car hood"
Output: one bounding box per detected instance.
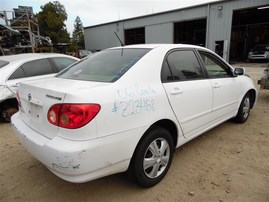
[18,77,110,140]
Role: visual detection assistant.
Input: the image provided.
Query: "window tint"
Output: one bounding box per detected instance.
[199,51,232,78]
[51,57,77,72]
[21,58,55,77]
[166,50,203,81]
[58,48,150,82]
[161,60,173,82]
[8,67,25,80]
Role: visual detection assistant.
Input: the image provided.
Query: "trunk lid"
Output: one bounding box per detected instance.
[18,77,107,139]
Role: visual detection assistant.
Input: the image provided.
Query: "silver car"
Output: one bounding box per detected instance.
[248,44,269,62]
[0,53,79,122]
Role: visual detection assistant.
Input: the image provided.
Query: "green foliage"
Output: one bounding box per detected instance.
[72,16,84,48]
[36,1,69,44]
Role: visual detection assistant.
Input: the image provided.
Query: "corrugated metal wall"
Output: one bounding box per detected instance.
[84,22,124,50]
[145,23,173,43]
[206,0,269,60]
[84,0,269,61]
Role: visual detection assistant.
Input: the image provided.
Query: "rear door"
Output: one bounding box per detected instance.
[162,49,213,139]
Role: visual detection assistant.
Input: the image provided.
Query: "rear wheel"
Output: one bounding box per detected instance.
[128,127,174,187]
[234,93,250,123]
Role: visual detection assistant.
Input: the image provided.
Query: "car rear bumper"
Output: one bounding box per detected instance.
[11,112,144,183]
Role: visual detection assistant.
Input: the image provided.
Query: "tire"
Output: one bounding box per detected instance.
[128,126,174,187]
[3,107,18,123]
[234,93,251,123]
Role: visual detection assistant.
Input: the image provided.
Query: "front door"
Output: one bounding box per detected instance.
[198,51,241,122]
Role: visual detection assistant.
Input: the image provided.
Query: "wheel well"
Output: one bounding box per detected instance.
[147,119,178,148]
[0,98,18,112]
[248,89,256,109]
[127,119,178,176]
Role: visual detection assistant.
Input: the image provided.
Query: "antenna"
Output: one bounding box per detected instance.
[114,32,124,46]
[118,8,120,20]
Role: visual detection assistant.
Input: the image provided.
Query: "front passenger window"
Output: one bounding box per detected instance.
[199,52,232,78]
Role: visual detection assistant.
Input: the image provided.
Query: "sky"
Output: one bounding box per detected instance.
[1,0,219,35]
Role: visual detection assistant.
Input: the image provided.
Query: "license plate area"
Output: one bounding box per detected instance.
[28,103,43,120]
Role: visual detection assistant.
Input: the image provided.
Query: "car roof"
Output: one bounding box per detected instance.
[0,53,79,83]
[109,43,206,50]
[0,53,77,63]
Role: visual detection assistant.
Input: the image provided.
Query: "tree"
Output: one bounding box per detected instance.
[72,16,84,48]
[36,1,69,44]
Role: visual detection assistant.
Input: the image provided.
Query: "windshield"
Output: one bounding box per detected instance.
[57,48,150,82]
[253,45,269,51]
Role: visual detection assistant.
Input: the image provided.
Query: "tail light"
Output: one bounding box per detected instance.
[16,91,21,107]
[48,104,101,129]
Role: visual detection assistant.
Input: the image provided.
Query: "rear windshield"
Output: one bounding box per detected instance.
[0,60,9,68]
[57,48,150,82]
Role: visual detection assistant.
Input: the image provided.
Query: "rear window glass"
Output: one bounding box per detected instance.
[57,48,150,82]
[0,60,9,68]
[8,67,25,80]
[51,57,77,72]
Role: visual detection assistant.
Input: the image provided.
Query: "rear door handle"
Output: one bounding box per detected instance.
[170,87,183,95]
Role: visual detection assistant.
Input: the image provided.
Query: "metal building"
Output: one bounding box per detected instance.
[84,0,269,62]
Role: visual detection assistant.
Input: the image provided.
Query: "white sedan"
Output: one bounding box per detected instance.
[11,44,257,187]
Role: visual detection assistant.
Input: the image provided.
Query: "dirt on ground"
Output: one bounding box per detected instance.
[1,63,269,202]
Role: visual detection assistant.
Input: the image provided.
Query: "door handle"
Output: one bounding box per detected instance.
[170,87,183,95]
[212,83,220,88]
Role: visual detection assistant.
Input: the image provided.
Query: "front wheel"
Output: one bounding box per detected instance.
[128,126,174,187]
[233,93,251,123]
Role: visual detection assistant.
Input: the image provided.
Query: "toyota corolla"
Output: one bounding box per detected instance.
[11,44,257,187]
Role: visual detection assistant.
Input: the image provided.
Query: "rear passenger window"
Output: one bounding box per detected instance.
[165,50,204,81]
[51,57,77,72]
[21,59,55,77]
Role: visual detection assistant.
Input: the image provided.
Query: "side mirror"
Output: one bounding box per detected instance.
[234,67,245,76]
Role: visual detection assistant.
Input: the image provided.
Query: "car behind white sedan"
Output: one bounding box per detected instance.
[11,44,257,187]
[0,53,79,122]
[248,44,269,62]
